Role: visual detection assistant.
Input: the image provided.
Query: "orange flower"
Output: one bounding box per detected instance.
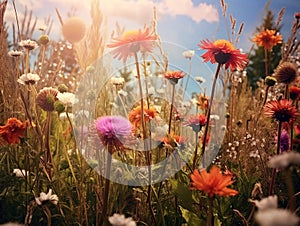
[198,39,248,71]
[190,165,239,197]
[252,29,282,51]
[198,93,209,111]
[263,99,298,123]
[0,118,29,144]
[164,70,185,84]
[107,27,157,63]
[128,105,157,128]
[161,133,187,149]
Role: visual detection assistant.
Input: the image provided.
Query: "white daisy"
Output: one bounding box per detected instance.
[17,73,40,85]
[35,189,59,205]
[108,213,136,226]
[57,92,75,107]
[18,39,38,51]
[182,50,195,59]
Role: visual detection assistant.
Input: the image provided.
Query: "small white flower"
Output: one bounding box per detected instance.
[35,189,59,205]
[13,169,29,177]
[111,77,125,86]
[59,112,74,120]
[252,195,278,211]
[268,151,300,169]
[108,213,136,226]
[190,98,199,106]
[17,73,40,85]
[118,90,128,97]
[255,208,299,226]
[18,39,38,51]
[8,50,23,57]
[210,114,220,120]
[182,50,195,59]
[57,92,75,107]
[194,76,206,83]
[147,86,155,96]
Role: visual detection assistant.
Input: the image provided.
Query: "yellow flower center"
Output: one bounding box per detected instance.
[213,39,235,50]
[122,30,139,39]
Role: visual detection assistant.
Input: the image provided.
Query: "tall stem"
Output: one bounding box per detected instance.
[269,121,282,195]
[207,197,214,226]
[183,58,192,94]
[133,52,157,225]
[168,83,175,134]
[45,111,52,180]
[201,64,221,166]
[99,150,112,226]
[192,131,199,169]
[264,49,269,77]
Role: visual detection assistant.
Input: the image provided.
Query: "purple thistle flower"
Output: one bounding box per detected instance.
[95,116,132,153]
[280,129,290,152]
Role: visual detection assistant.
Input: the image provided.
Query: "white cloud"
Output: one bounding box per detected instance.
[101,0,155,25]
[160,0,219,23]
[101,0,219,25]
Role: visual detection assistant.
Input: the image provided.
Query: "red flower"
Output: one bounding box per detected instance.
[184,114,207,132]
[0,118,29,144]
[107,27,157,63]
[289,86,300,100]
[198,39,248,71]
[263,99,298,123]
[252,29,282,51]
[190,165,239,197]
[163,70,185,84]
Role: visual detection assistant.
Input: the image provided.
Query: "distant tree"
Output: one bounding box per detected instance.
[246,3,282,90]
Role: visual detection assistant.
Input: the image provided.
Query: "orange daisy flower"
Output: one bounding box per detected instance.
[107,27,157,63]
[128,105,157,128]
[252,29,282,51]
[190,165,239,197]
[263,99,298,123]
[198,39,248,71]
[164,70,185,84]
[161,133,187,149]
[0,118,29,144]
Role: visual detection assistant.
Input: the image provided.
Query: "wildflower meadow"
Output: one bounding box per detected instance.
[0,0,300,225]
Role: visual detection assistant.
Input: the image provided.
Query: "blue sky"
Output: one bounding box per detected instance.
[5,0,298,53]
[4,0,299,91]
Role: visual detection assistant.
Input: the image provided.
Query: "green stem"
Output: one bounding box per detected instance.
[99,150,112,226]
[45,111,52,180]
[264,48,269,76]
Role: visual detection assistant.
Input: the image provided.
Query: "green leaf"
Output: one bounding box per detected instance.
[170,179,194,212]
[180,206,205,226]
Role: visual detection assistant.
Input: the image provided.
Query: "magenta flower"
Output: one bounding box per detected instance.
[95,116,132,153]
